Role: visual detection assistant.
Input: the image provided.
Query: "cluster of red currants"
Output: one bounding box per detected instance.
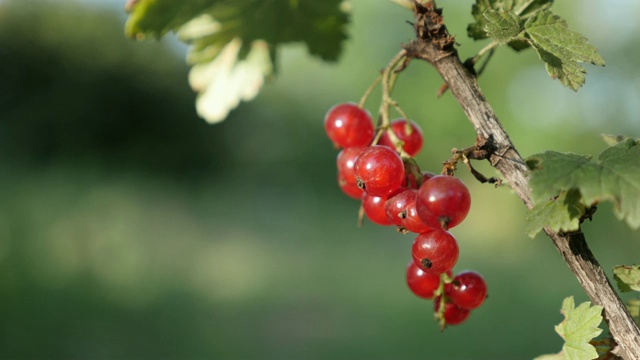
[324,102,487,327]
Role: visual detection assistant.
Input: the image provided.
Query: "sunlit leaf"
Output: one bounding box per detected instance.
[536,297,603,360]
[126,0,350,123]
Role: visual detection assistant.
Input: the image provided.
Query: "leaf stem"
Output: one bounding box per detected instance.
[513,0,536,16]
[358,74,382,108]
[471,40,499,66]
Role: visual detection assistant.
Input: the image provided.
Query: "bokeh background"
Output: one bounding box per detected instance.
[1,0,639,359]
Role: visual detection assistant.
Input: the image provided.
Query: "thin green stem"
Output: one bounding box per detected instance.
[391,101,410,122]
[514,0,536,16]
[358,74,382,108]
[476,48,495,77]
[471,40,499,66]
[373,49,408,152]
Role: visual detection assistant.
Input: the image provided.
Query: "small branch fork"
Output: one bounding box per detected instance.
[404,1,640,358]
[440,135,503,187]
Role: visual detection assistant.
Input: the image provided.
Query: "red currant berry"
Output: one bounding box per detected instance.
[338,174,363,199]
[378,119,424,156]
[362,193,393,226]
[416,175,471,230]
[411,229,459,275]
[434,296,471,325]
[354,146,405,197]
[385,189,415,226]
[401,196,433,233]
[324,103,374,148]
[406,263,450,299]
[445,271,487,310]
[336,147,365,199]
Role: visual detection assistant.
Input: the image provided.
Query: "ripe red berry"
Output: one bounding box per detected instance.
[385,189,432,233]
[378,118,424,156]
[385,189,415,226]
[401,196,433,233]
[411,229,459,275]
[416,175,471,230]
[434,296,471,325]
[324,103,374,148]
[354,146,405,197]
[362,193,393,226]
[338,174,364,199]
[445,271,487,310]
[337,147,365,199]
[406,263,450,299]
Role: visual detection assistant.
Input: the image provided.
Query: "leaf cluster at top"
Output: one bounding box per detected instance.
[468,0,604,90]
[125,0,350,64]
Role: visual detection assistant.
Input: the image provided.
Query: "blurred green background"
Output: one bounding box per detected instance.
[1,0,639,359]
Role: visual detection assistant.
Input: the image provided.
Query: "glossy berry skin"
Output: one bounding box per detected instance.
[445,271,488,310]
[362,194,393,226]
[411,229,459,275]
[338,174,363,199]
[434,296,471,325]
[354,146,405,197]
[406,262,450,299]
[324,103,374,148]
[401,196,433,233]
[385,189,432,233]
[378,119,424,156]
[416,175,471,230]
[385,189,415,226]
[337,147,365,199]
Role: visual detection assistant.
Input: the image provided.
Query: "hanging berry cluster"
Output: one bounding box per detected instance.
[325,102,488,328]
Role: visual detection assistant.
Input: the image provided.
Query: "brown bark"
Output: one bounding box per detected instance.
[406,2,640,358]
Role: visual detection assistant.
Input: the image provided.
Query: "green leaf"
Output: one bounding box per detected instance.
[525,189,585,238]
[524,10,605,91]
[467,0,553,40]
[613,265,640,293]
[126,0,349,123]
[125,0,214,38]
[483,10,522,44]
[527,138,640,230]
[556,297,603,360]
[537,297,603,360]
[127,0,349,62]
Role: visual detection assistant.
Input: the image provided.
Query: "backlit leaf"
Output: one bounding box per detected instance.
[536,297,603,360]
